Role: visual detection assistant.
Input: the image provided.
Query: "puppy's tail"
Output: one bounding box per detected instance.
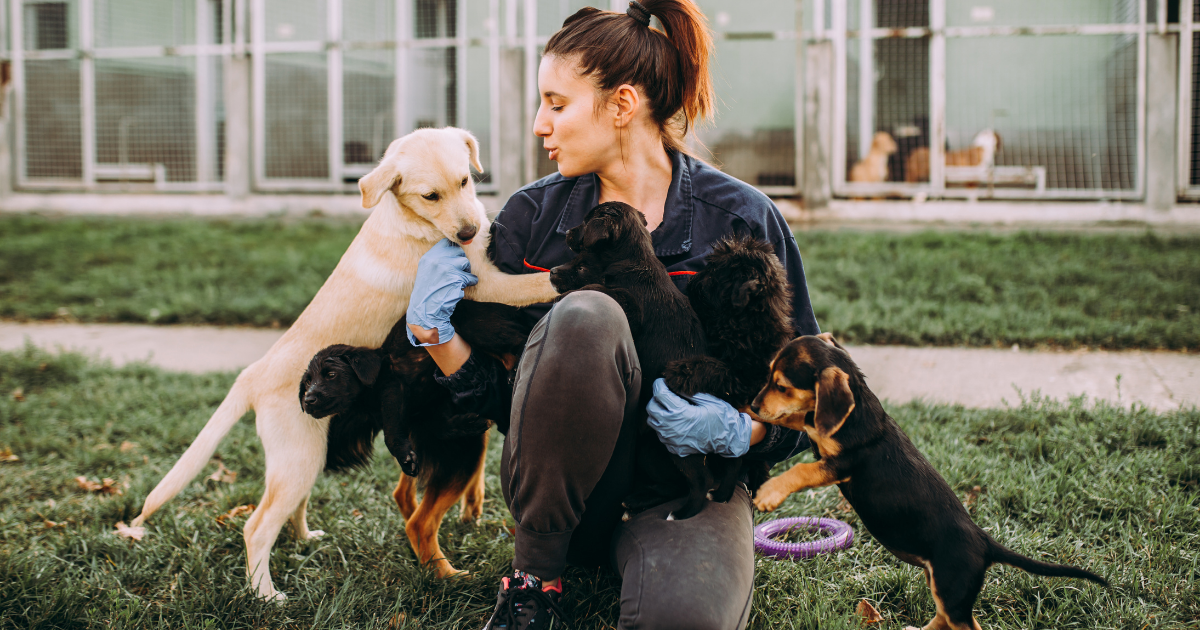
[130,378,252,527]
[987,538,1108,586]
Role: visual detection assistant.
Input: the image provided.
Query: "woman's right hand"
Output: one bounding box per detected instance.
[406,238,478,347]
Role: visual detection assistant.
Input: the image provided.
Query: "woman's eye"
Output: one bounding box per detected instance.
[551,106,563,112]
[423,192,439,201]
[460,177,468,188]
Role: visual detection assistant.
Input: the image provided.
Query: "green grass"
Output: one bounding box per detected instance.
[2,345,1197,629]
[2,214,1198,349]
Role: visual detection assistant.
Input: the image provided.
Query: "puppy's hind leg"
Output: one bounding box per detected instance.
[406,477,471,578]
[906,560,984,630]
[242,404,327,601]
[289,494,325,541]
[393,472,418,520]
[461,432,488,523]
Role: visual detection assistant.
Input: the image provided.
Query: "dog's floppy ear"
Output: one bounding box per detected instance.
[456,128,484,173]
[732,279,760,308]
[359,161,398,209]
[346,349,382,386]
[581,215,617,250]
[813,367,854,436]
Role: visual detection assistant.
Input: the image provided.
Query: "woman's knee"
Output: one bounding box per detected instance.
[548,290,629,341]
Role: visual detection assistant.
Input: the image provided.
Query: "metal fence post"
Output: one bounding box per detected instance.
[1146,31,1178,209]
[225,0,252,198]
[803,40,833,209]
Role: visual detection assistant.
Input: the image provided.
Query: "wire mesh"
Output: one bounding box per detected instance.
[95,57,199,183]
[264,53,329,179]
[23,58,82,179]
[839,0,1144,197]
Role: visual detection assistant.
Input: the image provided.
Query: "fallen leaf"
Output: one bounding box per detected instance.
[74,476,122,495]
[92,443,112,451]
[11,388,24,402]
[115,521,146,541]
[856,599,883,624]
[352,509,364,520]
[44,519,65,529]
[216,504,256,526]
[388,612,407,629]
[207,462,237,484]
[0,448,19,463]
[119,441,138,452]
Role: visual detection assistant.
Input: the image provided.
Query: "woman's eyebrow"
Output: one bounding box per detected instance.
[543,91,566,99]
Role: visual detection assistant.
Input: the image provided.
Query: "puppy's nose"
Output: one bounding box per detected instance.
[303,392,318,407]
[750,403,760,415]
[456,224,478,243]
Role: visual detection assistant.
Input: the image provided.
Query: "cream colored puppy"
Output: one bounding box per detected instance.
[128,127,557,601]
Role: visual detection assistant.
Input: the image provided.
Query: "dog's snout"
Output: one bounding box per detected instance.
[456,224,478,243]
[303,391,318,407]
[750,402,760,415]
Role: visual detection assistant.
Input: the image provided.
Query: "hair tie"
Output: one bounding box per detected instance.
[626,0,651,26]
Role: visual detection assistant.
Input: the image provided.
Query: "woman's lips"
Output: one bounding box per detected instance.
[547,148,559,161]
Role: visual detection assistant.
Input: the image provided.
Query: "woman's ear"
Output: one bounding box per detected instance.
[612,83,641,128]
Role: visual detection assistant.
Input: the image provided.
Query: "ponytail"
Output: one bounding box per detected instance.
[543,0,715,153]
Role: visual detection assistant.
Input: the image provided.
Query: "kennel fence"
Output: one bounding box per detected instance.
[1,0,807,196]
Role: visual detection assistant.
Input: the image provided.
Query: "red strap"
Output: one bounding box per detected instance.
[523,259,696,276]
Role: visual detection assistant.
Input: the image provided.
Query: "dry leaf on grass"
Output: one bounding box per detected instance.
[389,612,407,629]
[75,476,122,495]
[11,388,24,402]
[216,504,256,526]
[352,509,364,520]
[119,441,138,452]
[115,521,146,541]
[0,447,19,463]
[856,599,883,624]
[207,462,237,484]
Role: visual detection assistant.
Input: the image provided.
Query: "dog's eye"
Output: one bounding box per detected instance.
[327,371,337,379]
[422,192,439,202]
[461,177,468,188]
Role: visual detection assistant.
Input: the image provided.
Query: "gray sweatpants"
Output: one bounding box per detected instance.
[500,291,756,630]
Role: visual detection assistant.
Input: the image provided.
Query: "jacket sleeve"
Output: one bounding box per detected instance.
[433,350,516,434]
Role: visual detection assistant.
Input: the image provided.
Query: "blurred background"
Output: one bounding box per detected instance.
[0,0,1196,210]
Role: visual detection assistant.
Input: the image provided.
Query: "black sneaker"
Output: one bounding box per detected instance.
[482,570,566,630]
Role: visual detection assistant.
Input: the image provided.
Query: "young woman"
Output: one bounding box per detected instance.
[405,1,820,627]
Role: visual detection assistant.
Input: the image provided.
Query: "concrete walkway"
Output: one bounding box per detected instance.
[1,322,1196,411]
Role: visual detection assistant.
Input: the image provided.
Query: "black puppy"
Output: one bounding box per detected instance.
[660,235,795,516]
[550,201,710,519]
[299,300,532,577]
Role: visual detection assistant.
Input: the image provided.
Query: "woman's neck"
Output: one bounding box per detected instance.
[595,141,674,233]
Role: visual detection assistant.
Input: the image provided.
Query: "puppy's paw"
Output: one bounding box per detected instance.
[753,477,793,512]
[303,529,326,541]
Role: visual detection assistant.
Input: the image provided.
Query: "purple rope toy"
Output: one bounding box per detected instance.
[753,517,854,560]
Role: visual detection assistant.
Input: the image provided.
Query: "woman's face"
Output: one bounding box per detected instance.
[533,56,621,178]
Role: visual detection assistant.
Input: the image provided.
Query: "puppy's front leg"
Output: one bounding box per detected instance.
[753,462,841,513]
[463,234,560,306]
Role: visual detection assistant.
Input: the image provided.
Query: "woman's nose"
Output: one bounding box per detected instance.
[533,105,551,137]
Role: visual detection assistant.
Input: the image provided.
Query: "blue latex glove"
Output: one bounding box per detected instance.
[406,238,478,346]
[645,378,752,458]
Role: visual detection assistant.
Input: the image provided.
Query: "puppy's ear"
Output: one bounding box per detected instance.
[732,279,760,308]
[347,350,382,386]
[298,371,312,406]
[581,216,616,250]
[565,225,583,252]
[813,367,854,436]
[359,161,398,209]
[635,210,647,227]
[456,128,484,173]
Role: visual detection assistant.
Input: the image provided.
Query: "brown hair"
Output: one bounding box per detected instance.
[543,0,715,154]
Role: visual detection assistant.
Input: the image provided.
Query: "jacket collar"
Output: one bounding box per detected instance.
[554,150,695,257]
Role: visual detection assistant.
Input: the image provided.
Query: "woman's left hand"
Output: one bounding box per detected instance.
[646,378,752,457]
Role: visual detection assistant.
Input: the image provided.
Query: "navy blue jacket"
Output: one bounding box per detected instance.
[437,151,820,463]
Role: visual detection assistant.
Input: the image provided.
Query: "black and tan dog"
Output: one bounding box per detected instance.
[659,235,795,517]
[549,201,711,519]
[750,334,1107,630]
[300,300,531,577]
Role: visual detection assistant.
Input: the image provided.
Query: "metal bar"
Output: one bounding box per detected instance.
[1158,0,1167,34]
[523,0,536,184]
[328,0,343,185]
[10,0,26,186]
[80,0,96,187]
[456,0,466,130]
[196,0,215,183]
[834,24,1157,40]
[235,0,247,56]
[813,0,824,40]
[1179,0,1194,195]
[792,0,804,196]
[830,0,846,195]
[223,0,232,48]
[929,0,946,196]
[836,181,1144,200]
[857,0,873,161]
[488,0,500,185]
[395,0,410,138]
[1136,0,1147,198]
[251,0,266,187]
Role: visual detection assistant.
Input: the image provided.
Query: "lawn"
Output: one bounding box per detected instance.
[1,214,1198,349]
[1,345,1196,629]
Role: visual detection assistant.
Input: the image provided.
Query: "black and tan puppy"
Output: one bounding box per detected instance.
[750,334,1107,630]
[549,201,710,519]
[661,235,795,516]
[300,300,532,577]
